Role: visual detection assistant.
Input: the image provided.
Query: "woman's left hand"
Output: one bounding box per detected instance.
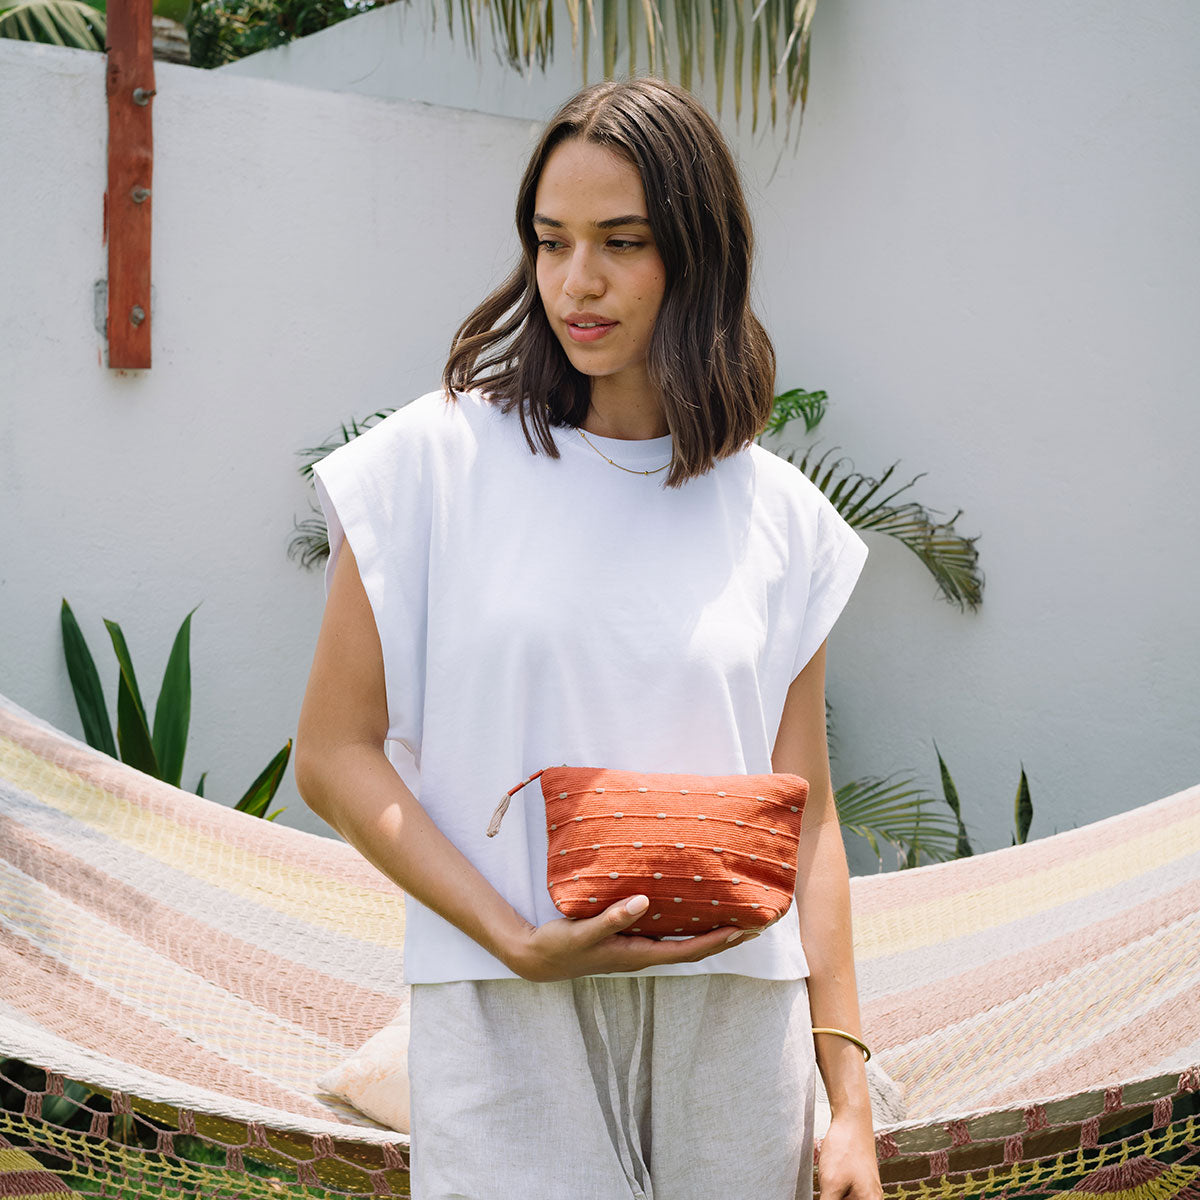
[816,1112,884,1200]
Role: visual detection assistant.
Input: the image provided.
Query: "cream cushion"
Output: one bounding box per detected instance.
[317,1001,411,1134]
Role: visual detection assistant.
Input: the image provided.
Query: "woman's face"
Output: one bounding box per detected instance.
[533,138,667,406]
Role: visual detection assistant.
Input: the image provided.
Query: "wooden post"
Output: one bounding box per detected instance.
[104,0,155,368]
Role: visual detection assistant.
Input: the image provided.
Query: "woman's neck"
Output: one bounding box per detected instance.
[582,381,669,440]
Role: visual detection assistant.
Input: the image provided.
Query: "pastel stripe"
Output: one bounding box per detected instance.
[0,808,403,1030]
[854,803,1200,958]
[862,877,1199,1041]
[2,689,1196,1165]
[0,733,406,947]
[0,928,343,1122]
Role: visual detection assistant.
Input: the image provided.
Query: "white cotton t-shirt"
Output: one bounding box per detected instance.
[312,388,868,985]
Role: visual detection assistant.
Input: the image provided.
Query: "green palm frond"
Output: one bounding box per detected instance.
[763,387,827,438]
[296,408,395,481]
[835,773,963,868]
[439,0,817,130]
[287,508,332,570]
[0,0,105,47]
[291,409,396,568]
[791,447,983,611]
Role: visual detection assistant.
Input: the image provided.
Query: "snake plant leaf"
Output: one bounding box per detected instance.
[60,600,117,759]
[195,772,207,797]
[104,620,160,778]
[0,0,105,49]
[1013,765,1033,845]
[235,740,293,819]
[152,606,198,789]
[934,741,974,857]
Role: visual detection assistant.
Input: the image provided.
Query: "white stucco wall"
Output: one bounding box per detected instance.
[3,0,1198,862]
[0,40,538,834]
[222,0,1200,855]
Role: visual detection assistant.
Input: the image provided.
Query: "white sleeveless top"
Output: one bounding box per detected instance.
[312,389,868,984]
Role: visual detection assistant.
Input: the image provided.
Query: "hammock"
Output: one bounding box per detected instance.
[1,689,1197,1199]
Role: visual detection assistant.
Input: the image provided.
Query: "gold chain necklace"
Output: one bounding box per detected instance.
[578,428,670,476]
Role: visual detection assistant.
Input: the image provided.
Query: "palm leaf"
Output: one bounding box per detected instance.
[601,0,617,78]
[60,600,117,758]
[529,0,815,130]
[789,447,983,611]
[762,386,827,437]
[0,0,105,48]
[287,509,332,570]
[296,409,395,481]
[835,773,962,867]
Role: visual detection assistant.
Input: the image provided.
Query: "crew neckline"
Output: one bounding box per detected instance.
[567,425,674,465]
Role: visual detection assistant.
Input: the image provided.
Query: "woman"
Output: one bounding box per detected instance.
[296,78,882,1200]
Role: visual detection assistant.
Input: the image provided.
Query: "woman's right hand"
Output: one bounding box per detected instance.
[502,894,758,982]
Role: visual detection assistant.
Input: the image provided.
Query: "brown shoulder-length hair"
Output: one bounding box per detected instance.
[443,78,776,487]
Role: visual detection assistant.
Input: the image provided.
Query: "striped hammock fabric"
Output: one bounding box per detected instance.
[1,689,1197,1198]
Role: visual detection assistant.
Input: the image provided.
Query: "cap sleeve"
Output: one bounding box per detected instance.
[790,495,869,680]
[311,410,431,759]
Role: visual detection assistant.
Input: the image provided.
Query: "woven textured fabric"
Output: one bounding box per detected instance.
[533,765,808,937]
[2,689,1199,1200]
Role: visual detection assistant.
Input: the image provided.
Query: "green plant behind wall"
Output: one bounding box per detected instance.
[762,387,983,611]
[934,742,1035,852]
[60,599,292,819]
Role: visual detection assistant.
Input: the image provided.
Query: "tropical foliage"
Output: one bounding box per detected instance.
[0,0,104,47]
[60,599,292,819]
[1,0,817,132]
[762,386,983,611]
[935,742,1035,852]
[185,0,375,67]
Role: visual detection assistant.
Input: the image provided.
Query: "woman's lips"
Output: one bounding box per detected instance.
[565,319,617,343]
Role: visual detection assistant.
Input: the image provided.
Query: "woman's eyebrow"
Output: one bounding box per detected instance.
[532,213,651,230]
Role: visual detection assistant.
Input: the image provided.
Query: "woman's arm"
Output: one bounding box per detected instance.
[772,641,883,1200]
[295,542,752,982]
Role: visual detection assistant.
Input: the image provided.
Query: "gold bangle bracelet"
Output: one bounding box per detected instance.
[812,1026,872,1063]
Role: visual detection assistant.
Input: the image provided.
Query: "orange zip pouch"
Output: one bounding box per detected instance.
[486,765,809,938]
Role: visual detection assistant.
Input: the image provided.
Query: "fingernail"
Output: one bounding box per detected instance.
[625,895,649,916]
[725,930,746,944]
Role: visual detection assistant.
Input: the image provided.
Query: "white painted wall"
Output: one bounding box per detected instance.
[0,40,537,835]
[3,0,1198,864]
[224,0,1200,857]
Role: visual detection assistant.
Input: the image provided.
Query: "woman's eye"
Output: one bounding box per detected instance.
[536,238,564,252]
[607,239,642,251]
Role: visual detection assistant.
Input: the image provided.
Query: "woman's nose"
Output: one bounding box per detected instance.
[563,246,604,300]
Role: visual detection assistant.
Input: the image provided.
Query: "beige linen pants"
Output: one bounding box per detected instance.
[408,973,816,1200]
